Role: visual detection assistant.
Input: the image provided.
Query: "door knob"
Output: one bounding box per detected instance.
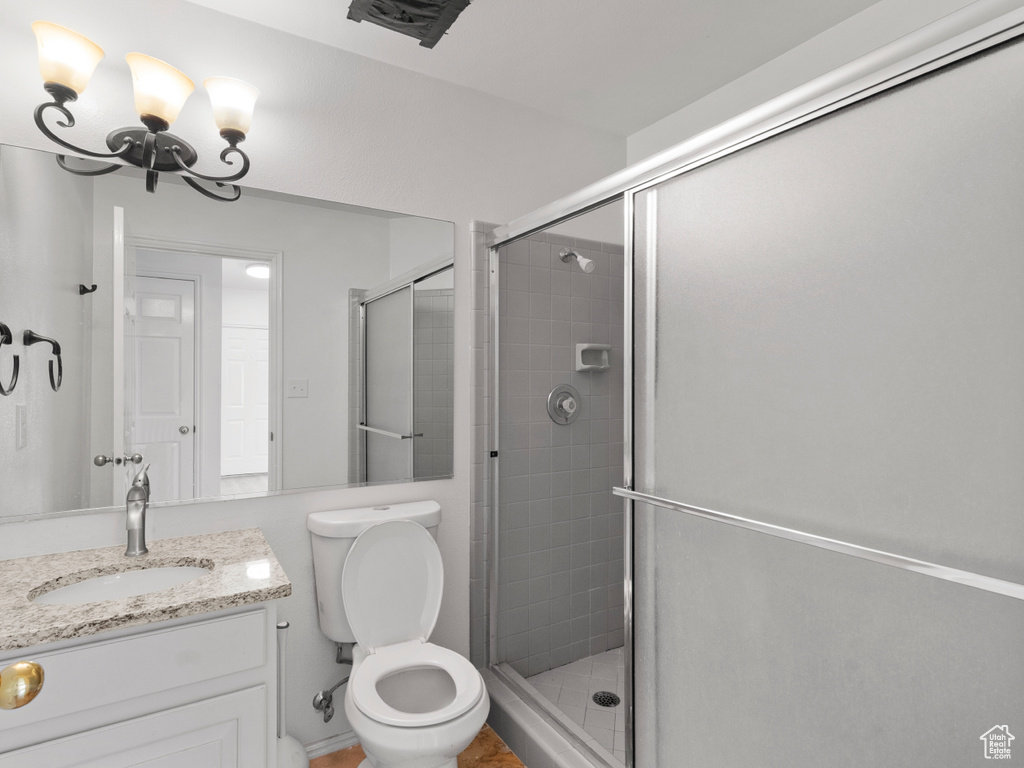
[123,453,144,465]
[179,426,190,435]
[94,454,122,467]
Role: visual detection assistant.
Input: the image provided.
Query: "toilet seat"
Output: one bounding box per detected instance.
[341,520,443,652]
[349,640,483,727]
[342,520,483,727]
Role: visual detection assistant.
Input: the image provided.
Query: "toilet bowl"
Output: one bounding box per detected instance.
[344,644,489,768]
[307,507,488,768]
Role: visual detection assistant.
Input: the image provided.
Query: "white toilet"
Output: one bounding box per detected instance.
[307,501,489,768]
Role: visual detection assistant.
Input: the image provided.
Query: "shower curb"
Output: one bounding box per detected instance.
[483,667,621,768]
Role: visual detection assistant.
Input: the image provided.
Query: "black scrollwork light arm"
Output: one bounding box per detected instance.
[170,141,249,183]
[55,154,124,176]
[34,84,134,167]
[169,138,249,201]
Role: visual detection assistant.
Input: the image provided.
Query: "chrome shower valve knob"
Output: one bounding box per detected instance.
[547,384,581,425]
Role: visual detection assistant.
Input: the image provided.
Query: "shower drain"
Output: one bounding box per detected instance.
[592,691,621,708]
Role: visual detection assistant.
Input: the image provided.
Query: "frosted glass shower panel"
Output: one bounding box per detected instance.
[632,37,1024,580]
[631,37,1024,767]
[632,501,1024,768]
[364,285,413,481]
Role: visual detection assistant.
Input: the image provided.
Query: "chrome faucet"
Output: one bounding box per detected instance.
[125,464,151,557]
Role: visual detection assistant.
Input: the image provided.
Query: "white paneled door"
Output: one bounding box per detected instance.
[129,276,196,502]
[220,326,270,477]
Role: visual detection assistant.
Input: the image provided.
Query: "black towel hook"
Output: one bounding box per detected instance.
[0,323,19,396]
[23,330,62,392]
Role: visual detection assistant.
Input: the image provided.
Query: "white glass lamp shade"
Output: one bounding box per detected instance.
[32,22,104,95]
[126,53,195,126]
[204,77,259,136]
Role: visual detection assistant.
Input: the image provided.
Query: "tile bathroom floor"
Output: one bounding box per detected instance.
[310,724,523,767]
[526,647,626,764]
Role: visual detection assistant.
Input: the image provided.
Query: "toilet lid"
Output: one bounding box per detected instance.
[341,520,443,652]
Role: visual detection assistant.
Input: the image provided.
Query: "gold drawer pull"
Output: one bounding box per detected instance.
[0,661,44,710]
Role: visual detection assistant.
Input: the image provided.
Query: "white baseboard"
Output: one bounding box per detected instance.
[303,730,360,759]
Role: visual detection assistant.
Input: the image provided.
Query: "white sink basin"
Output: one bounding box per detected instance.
[33,566,212,605]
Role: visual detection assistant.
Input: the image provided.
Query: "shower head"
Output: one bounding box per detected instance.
[559,248,595,274]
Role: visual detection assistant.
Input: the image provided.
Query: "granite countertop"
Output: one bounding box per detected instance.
[0,528,292,652]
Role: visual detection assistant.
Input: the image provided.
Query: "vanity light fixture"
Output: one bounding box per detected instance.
[31,22,259,202]
[245,263,271,279]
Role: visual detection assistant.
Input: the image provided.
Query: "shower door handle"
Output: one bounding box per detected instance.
[357,424,423,440]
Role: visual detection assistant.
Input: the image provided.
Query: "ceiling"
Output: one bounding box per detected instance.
[185,0,882,136]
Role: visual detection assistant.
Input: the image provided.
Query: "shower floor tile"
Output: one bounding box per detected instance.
[526,646,626,764]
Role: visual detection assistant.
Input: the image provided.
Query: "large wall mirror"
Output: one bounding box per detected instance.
[0,143,455,519]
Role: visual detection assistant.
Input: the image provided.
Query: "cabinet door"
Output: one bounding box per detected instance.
[0,686,265,768]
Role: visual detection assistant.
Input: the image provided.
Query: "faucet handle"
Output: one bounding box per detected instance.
[131,463,151,498]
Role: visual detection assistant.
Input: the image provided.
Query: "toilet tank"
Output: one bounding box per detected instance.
[307,500,441,643]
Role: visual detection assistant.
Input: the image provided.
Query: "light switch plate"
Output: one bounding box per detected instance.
[287,379,309,398]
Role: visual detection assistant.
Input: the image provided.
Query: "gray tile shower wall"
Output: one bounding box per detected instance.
[496,232,625,678]
[414,288,455,478]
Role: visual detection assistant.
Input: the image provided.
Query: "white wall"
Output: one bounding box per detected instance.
[626,0,992,163]
[0,147,94,516]
[547,201,624,246]
[389,216,454,279]
[544,196,622,244]
[0,0,624,753]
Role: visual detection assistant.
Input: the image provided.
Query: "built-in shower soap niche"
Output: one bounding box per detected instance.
[576,343,611,372]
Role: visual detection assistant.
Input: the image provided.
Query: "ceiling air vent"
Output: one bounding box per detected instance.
[347,0,472,48]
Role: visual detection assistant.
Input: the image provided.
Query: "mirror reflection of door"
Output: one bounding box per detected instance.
[129,276,197,502]
[123,246,273,504]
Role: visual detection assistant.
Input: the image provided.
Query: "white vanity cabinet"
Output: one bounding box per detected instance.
[0,605,278,767]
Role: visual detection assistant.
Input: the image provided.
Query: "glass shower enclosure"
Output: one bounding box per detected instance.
[489,205,628,765]
[487,12,1024,768]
